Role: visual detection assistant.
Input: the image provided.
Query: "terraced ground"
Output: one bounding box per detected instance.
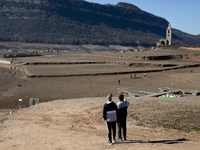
[0,46,200,149]
[1,48,200,108]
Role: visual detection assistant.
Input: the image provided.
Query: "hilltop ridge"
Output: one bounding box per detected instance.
[0,0,199,45]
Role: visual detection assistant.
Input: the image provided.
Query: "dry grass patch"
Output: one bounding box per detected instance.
[128,97,200,132]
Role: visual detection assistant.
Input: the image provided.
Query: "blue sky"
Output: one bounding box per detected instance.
[86,0,200,35]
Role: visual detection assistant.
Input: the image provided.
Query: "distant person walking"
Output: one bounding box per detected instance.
[144,73,146,77]
[118,80,120,85]
[116,94,129,141]
[103,93,118,145]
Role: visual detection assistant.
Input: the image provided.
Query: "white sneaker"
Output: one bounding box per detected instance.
[107,141,113,145]
[112,139,116,143]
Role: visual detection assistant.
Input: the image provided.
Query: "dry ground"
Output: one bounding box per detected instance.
[1,51,200,108]
[0,96,200,150]
[0,46,200,149]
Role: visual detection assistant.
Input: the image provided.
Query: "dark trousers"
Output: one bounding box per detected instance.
[105,121,116,141]
[117,118,126,139]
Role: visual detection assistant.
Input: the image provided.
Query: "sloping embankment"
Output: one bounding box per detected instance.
[88,53,200,60]
[24,63,200,78]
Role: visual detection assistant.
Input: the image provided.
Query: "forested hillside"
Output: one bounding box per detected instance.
[0,0,199,46]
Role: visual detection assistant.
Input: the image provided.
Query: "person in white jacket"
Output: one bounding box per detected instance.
[116,94,129,141]
[103,93,118,145]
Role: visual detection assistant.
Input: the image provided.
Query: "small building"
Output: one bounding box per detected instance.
[157,24,172,47]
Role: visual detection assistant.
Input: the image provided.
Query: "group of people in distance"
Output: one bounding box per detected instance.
[103,93,129,145]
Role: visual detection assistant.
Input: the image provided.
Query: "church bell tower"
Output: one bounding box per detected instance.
[166,24,172,45]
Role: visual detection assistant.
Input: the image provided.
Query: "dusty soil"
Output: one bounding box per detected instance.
[0,96,200,150]
[179,47,200,51]
[1,51,200,108]
[0,47,200,149]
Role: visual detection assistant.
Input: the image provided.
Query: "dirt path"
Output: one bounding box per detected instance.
[0,97,199,150]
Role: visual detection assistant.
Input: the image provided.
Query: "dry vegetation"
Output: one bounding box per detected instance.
[128,97,200,132]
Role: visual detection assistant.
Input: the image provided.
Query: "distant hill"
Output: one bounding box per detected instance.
[0,0,199,46]
[173,29,200,45]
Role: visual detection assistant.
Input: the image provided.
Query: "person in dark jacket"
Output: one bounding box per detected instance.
[103,93,118,145]
[116,94,129,141]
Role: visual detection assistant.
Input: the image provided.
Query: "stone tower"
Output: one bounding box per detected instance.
[166,24,172,45]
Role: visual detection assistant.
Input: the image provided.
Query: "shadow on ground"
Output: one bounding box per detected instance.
[114,138,188,145]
